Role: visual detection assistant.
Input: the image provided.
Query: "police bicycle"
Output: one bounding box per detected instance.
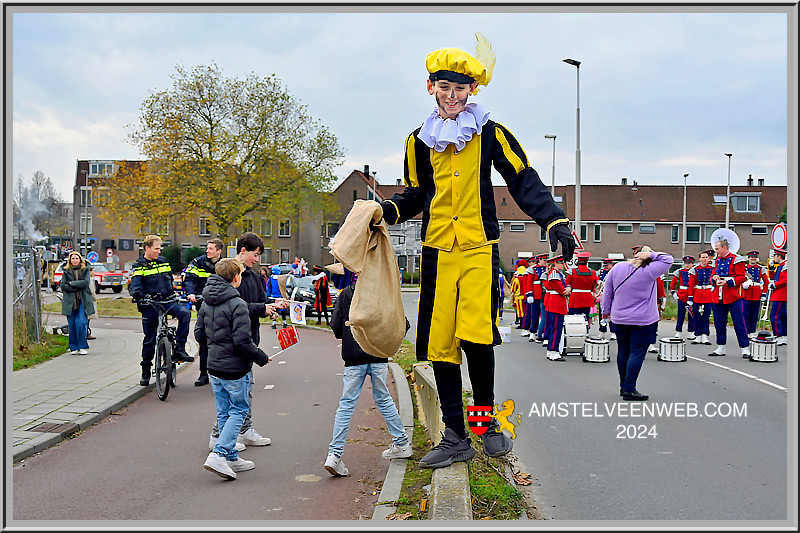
[137,294,194,401]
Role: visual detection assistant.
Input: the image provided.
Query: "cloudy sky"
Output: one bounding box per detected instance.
[10,7,790,201]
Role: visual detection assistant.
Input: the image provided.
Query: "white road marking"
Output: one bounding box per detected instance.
[264,384,275,390]
[685,355,787,392]
[278,361,286,364]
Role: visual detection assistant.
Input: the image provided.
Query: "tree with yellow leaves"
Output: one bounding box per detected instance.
[100,63,343,241]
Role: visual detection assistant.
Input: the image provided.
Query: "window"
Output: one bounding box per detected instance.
[199,217,210,236]
[540,226,547,242]
[593,224,602,242]
[580,223,588,242]
[326,222,340,238]
[353,190,358,202]
[498,222,504,232]
[392,234,406,245]
[367,190,374,200]
[554,196,563,203]
[752,226,768,235]
[501,197,507,206]
[155,219,169,236]
[704,225,720,243]
[686,226,701,243]
[414,223,422,240]
[259,218,272,237]
[261,248,272,264]
[732,194,760,213]
[79,214,92,234]
[671,225,680,243]
[241,218,254,233]
[617,224,633,233]
[279,220,291,237]
[280,248,290,263]
[639,224,655,234]
[713,194,728,205]
[509,222,525,232]
[80,188,92,207]
[89,163,113,176]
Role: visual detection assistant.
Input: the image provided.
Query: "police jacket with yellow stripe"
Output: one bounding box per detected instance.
[130,256,174,300]
[183,254,217,297]
[380,120,569,251]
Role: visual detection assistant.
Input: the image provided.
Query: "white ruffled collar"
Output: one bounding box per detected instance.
[417,103,490,152]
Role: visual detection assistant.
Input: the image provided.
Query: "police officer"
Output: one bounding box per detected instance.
[130,235,193,386]
[184,238,224,386]
[670,255,696,340]
[709,237,750,357]
[741,250,770,339]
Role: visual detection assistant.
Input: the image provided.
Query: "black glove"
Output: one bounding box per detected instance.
[549,223,576,261]
[369,216,384,232]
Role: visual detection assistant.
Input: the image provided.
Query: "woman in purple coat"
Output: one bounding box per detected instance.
[601,246,673,401]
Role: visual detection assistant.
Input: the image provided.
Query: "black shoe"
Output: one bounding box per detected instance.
[194,373,209,386]
[619,387,623,397]
[621,390,649,401]
[481,419,513,458]
[281,323,289,328]
[140,371,151,386]
[271,323,277,329]
[419,427,475,469]
[173,348,195,363]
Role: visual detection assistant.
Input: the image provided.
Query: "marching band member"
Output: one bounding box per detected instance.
[769,247,787,345]
[543,254,571,361]
[647,274,667,353]
[709,235,750,357]
[688,250,715,345]
[530,253,549,342]
[566,251,598,331]
[510,260,527,327]
[596,258,615,340]
[520,257,536,336]
[670,255,696,340]
[741,250,770,338]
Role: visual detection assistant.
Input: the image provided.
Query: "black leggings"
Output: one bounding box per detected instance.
[432,341,495,440]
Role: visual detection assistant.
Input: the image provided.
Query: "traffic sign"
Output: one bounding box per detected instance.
[771,223,787,250]
[87,251,99,262]
[571,230,584,250]
[106,248,114,257]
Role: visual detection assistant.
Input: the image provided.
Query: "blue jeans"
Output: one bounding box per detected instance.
[209,373,251,461]
[211,369,253,437]
[328,363,407,458]
[67,305,90,351]
[612,322,658,392]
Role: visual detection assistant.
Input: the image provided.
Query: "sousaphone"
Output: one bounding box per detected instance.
[709,228,740,255]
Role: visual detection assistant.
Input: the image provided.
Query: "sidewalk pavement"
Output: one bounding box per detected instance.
[11,319,198,463]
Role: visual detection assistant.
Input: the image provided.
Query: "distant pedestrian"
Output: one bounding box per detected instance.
[197,258,270,480]
[324,274,412,477]
[60,251,95,355]
[312,265,332,326]
[266,265,289,329]
[601,246,673,401]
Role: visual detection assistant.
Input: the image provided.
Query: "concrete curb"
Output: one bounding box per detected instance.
[372,362,414,520]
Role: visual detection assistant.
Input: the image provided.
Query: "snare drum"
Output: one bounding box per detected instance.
[658,337,686,362]
[563,315,587,355]
[583,337,610,363]
[749,337,778,363]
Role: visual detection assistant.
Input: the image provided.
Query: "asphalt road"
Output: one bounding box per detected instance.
[13,325,399,521]
[401,291,789,521]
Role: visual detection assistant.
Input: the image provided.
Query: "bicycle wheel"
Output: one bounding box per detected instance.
[169,361,177,388]
[155,337,173,401]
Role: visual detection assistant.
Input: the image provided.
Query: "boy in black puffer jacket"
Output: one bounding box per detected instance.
[196,258,269,481]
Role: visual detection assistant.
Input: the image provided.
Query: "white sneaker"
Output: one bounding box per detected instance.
[204,452,236,480]
[546,350,565,361]
[687,333,697,340]
[209,434,246,452]
[711,345,726,356]
[78,349,88,355]
[674,331,682,338]
[777,336,787,346]
[70,350,80,355]
[648,344,659,353]
[382,442,413,459]
[227,457,255,472]
[237,428,271,446]
[701,334,710,344]
[741,345,751,357]
[324,453,349,476]
[520,330,529,337]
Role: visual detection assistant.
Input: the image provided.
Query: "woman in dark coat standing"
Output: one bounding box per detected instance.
[60,251,96,355]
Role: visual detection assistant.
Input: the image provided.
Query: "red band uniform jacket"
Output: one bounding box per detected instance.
[564,264,597,308]
[688,265,716,305]
[742,264,770,301]
[711,252,746,304]
[770,260,787,302]
[670,268,693,302]
[543,269,569,315]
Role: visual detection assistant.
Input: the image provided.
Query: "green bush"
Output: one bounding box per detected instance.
[182,246,204,264]
[161,244,182,273]
[402,272,420,284]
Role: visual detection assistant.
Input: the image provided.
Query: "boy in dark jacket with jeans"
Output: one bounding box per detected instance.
[196,258,270,480]
[324,275,412,477]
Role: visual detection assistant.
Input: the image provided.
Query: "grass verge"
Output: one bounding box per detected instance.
[13,330,69,371]
[389,340,527,520]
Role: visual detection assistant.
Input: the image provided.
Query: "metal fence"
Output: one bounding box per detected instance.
[13,245,42,345]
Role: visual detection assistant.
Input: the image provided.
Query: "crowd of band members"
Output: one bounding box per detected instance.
[507,243,788,359]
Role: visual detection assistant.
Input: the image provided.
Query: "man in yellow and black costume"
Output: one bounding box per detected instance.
[379,35,575,468]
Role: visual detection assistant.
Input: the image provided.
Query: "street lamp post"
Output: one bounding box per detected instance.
[724,153,732,228]
[682,173,689,258]
[80,169,89,256]
[563,58,581,238]
[544,134,557,197]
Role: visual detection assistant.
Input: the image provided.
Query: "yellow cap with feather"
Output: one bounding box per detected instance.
[425,32,496,92]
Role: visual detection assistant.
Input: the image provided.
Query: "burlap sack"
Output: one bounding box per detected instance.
[329,200,405,359]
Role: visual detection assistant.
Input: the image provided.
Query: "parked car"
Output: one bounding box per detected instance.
[90,262,125,293]
[270,263,294,275]
[285,275,338,313]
